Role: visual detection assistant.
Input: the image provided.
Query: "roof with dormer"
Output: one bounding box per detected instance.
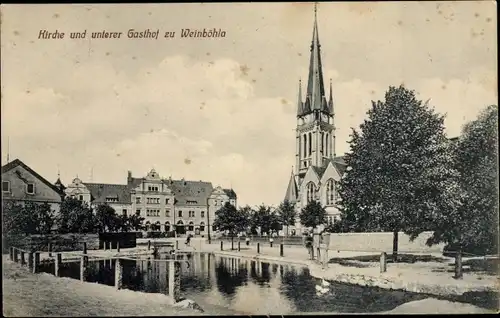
[83,182,131,205]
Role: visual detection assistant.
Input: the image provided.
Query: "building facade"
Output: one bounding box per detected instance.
[63,168,237,237]
[1,159,65,214]
[283,6,347,234]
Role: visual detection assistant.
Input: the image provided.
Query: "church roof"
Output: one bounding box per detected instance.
[223,188,237,199]
[306,4,326,113]
[284,171,299,203]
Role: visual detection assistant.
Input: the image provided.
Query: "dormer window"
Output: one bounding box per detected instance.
[26,183,35,194]
[2,181,10,193]
[106,197,118,203]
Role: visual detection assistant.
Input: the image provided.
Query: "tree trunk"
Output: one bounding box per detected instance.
[454,248,463,279]
[392,230,399,263]
[231,235,234,251]
[286,225,289,238]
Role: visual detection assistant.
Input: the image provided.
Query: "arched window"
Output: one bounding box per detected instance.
[326,179,336,205]
[306,182,315,203]
[308,132,312,156]
[320,132,324,154]
[303,134,307,159]
[189,221,194,231]
[145,221,151,231]
[325,133,329,157]
[200,222,205,231]
[165,221,170,232]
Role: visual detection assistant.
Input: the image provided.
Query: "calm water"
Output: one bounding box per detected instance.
[37,253,497,314]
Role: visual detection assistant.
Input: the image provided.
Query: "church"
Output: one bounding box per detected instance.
[283,5,347,234]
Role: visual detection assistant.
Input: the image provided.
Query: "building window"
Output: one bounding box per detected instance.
[146,209,160,217]
[187,200,197,204]
[189,211,195,217]
[308,132,312,156]
[106,197,118,203]
[165,209,170,217]
[201,211,205,218]
[79,195,84,201]
[136,197,141,204]
[326,179,336,205]
[122,209,127,216]
[165,198,169,204]
[306,182,315,203]
[2,181,10,192]
[165,222,170,232]
[200,222,205,231]
[148,186,159,192]
[146,197,160,204]
[189,221,194,231]
[136,209,141,215]
[26,183,35,194]
[178,210,182,217]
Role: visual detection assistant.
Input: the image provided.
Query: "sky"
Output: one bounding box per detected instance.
[1,2,497,207]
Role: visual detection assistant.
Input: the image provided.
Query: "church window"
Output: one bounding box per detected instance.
[326,179,336,205]
[326,133,329,157]
[306,182,315,203]
[303,134,307,158]
[308,132,312,156]
[321,132,324,153]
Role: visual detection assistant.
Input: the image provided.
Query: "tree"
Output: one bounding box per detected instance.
[250,205,279,236]
[299,200,327,231]
[127,211,146,232]
[277,200,297,237]
[213,202,247,247]
[2,200,27,235]
[58,198,95,233]
[428,105,498,258]
[95,204,120,233]
[27,202,55,235]
[337,85,460,261]
[237,205,254,234]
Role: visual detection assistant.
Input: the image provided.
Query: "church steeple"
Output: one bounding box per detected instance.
[305,3,326,113]
[328,78,334,115]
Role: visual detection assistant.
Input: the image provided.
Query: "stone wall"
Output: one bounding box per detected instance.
[327,231,445,253]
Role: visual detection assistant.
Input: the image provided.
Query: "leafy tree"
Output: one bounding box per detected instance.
[337,85,460,261]
[95,204,120,233]
[127,211,145,232]
[299,200,327,231]
[250,205,280,236]
[27,202,55,234]
[2,200,27,235]
[428,105,498,256]
[213,202,247,246]
[237,205,254,234]
[277,200,297,237]
[58,197,95,233]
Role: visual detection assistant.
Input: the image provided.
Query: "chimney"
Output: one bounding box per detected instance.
[127,170,132,183]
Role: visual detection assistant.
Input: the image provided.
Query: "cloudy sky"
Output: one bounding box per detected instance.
[1,2,497,207]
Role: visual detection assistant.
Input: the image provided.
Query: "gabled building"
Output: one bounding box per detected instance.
[283,5,347,234]
[1,159,65,213]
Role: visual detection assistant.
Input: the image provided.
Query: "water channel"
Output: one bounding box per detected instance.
[38,252,496,314]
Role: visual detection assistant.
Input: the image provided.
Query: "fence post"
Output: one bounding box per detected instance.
[9,247,13,261]
[104,241,108,251]
[168,261,181,303]
[380,252,387,273]
[280,244,284,257]
[175,240,179,250]
[115,258,123,289]
[28,252,34,270]
[257,243,260,254]
[80,255,89,282]
[48,243,52,257]
[33,252,40,274]
[117,241,120,253]
[238,241,241,252]
[148,240,151,251]
[83,242,87,254]
[270,240,273,248]
[55,253,62,277]
[20,251,26,266]
[231,240,234,251]
[220,241,223,251]
[454,251,463,279]
[13,248,19,263]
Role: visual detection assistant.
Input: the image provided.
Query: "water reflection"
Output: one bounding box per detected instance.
[37,253,430,314]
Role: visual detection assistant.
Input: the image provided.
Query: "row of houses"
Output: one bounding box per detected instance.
[2,158,237,237]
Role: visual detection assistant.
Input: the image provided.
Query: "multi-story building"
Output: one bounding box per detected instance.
[283,5,347,234]
[1,158,65,214]
[63,168,237,237]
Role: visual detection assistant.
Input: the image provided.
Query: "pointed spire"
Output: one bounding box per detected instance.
[328,78,334,115]
[306,2,325,113]
[297,78,303,117]
[284,168,298,203]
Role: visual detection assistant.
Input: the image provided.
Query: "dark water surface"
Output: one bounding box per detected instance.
[37,253,497,314]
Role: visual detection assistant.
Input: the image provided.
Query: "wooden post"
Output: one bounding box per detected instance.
[115,258,123,289]
[33,252,40,274]
[83,242,87,254]
[20,251,26,266]
[220,241,223,251]
[380,252,387,273]
[454,251,463,279]
[117,241,120,253]
[280,244,284,257]
[104,241,108,251]
[148,240,151,250]
[237,241,241,251]
[48,243,52,257]
[257,243,260,254]
[9,247,13,261]
[231,239,234,250]
[168,261,181,303]
[175,240,179,250]
[28,252,34,270]
[55,253,62,277]
[13,248,18,263]
[270,241,273,248]
[80,255,89,282]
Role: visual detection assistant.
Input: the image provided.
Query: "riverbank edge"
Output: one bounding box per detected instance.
[209,249,499,298]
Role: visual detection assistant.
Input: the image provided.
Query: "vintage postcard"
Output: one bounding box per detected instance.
[1,2,498,316]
